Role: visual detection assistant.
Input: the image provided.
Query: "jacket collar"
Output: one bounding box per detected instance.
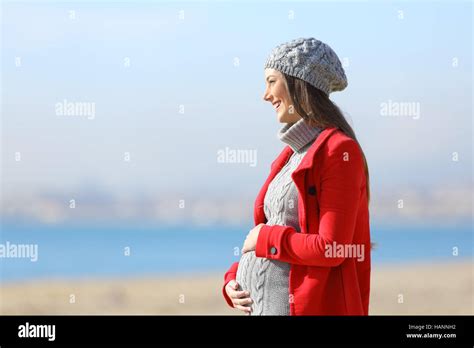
[271,126,339,175]
[253,126,339,227]
[278,118,323,153]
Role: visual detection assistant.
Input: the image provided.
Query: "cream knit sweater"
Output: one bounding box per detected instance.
[236,118,322,315]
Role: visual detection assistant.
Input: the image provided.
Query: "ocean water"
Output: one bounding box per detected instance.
[0,220,471,283]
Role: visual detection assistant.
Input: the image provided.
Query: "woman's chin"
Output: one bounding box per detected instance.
[277,111,289,123]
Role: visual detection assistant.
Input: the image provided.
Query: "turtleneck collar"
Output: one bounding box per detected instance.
[278,117,322,153]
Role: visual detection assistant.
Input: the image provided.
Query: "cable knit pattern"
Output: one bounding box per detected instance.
[236,118,322,315]
[264,37,348,95]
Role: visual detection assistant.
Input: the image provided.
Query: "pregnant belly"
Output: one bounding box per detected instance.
[235,251,291,315]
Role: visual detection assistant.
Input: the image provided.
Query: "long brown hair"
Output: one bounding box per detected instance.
[283,74,371,204]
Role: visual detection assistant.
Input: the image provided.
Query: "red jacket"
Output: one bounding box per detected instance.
[222,126,371,315]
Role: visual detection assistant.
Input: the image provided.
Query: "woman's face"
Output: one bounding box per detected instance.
[263,68,301,123]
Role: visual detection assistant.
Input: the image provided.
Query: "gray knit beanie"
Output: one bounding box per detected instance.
[264,37,347,95]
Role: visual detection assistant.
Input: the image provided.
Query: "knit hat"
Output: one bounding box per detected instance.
[264,37,347,95]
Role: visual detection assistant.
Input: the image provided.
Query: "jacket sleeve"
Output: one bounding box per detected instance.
[222,261,239,308]
[255,139,364,267]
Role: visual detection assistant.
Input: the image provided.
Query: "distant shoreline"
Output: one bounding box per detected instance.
[1,260,471,315]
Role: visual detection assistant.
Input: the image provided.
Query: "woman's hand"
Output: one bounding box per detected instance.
[242,223,265,254]
[225,280,253,314]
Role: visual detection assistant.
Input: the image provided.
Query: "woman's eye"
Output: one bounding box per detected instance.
[269,80,275,84]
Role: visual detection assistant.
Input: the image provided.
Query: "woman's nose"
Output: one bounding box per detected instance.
[262,91,271,102]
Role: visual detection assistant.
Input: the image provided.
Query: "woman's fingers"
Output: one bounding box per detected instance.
[234,305,250,313]
[233,297,253,306]
[229,280,239,289]
[226,281,249,299]
[234,304,252,314]
[230,289,249,299]
[226,280,252,313]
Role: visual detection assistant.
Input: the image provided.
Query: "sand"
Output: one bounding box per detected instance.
[1,261,472,315]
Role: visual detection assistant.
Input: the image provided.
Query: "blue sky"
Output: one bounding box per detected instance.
[2,0,472,199]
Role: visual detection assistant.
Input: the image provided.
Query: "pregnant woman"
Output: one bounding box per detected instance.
[222,37,371,316]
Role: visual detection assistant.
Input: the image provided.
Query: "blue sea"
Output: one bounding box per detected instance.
[0,220,471,283]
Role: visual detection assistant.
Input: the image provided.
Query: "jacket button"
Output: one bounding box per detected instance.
[270,246,277,255]
[308,186,317,195]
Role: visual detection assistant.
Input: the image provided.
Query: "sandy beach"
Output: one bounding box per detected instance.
[1,261,471,315]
